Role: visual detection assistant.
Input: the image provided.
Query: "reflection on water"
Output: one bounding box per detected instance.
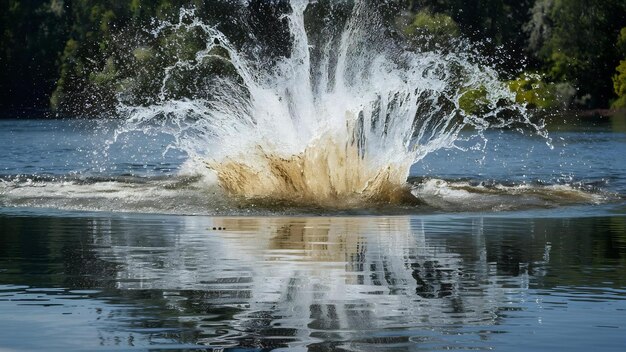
[1,212,626,351]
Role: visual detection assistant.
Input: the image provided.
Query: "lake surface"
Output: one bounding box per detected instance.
[1,116,626,351]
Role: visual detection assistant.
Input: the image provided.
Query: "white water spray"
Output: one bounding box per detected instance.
[116,0,544,205]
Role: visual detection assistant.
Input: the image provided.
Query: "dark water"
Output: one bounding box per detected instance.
[1,211,625,351]
[1,116,626,351]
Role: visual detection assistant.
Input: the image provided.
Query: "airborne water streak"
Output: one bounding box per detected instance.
[115,0,545,206]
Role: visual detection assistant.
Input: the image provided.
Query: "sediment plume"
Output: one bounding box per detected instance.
[208,132,414,205]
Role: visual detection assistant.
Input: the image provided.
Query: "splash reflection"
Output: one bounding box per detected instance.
[88,216,549,349]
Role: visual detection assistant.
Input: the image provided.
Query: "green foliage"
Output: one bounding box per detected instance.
[2,0,626,114]
[617,28,626,57]
[404,10,460,39]
[612,61,626,109]
[90,57,118,86]
[50,39,79,110]
[613,28,626,108]
[410,0,626,109]
[458,86,488,115]
[507,73,573,109]
[45,0,252,114]
[398,9,460,52]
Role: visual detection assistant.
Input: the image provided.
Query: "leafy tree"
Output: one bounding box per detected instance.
[526,0,626,108]
[613,61,626,108]
[2,0,626,115]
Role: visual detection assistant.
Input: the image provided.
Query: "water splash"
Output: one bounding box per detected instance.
[116,1,545,205]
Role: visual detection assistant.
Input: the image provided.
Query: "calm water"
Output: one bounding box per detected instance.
[1,117,626,351]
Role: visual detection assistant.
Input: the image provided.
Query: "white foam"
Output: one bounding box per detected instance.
[113,1,543,202]
[412,178,606,211]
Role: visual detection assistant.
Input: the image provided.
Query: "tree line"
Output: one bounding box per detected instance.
[1,0,625,116]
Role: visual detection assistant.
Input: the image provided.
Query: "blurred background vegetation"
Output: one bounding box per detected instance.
[1,0,625,117]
